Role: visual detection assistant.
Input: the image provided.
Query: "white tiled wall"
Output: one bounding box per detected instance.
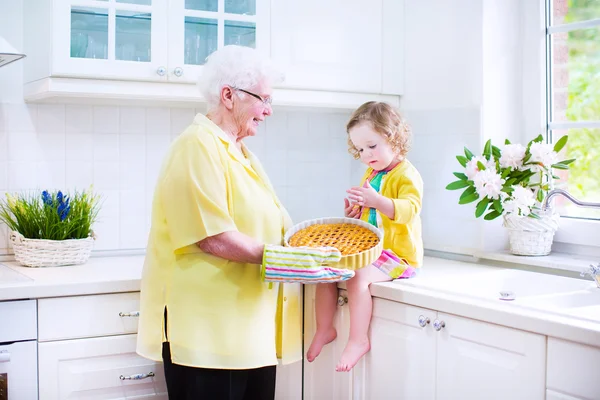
[0,103,355,254]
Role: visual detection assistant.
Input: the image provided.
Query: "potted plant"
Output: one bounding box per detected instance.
[446,134,575,256]
[0,188,101,267]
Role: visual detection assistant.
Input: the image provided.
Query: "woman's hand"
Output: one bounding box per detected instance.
[344,198,360,219]
[346,181,380,209]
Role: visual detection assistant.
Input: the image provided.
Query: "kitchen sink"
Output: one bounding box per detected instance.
[518,289,600,309]
[0,263,32,284]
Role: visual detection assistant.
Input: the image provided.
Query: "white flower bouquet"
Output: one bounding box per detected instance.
[446,134,575,220]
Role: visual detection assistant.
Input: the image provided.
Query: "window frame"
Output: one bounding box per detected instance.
[543,0,600,252]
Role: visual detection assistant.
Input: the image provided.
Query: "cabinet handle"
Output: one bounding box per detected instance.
[119,311,140,317]
[337,295,348,307]
[120,372,155,380]
[433,319,446,331]
[418,315,430,328]
[0,350,10,363]
[156,66,166,76]
[173,67,183,77]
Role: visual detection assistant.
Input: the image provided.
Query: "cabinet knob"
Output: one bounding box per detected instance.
[173,67,184,77]
[433,319,446,331]
[418,315,430,328]
[120,372,155,380]
[118,311,140,317]
[337,295,348,307]
[156,66,166,76]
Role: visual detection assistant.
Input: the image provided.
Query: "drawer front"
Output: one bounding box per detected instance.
[38,292,140,341]
[547,338,600,399]
[39,334,166,400]
[0,299,37,342]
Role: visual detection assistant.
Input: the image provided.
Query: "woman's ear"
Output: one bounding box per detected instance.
[220,86,235,110]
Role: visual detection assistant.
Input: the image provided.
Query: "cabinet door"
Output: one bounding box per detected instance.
[352,298,436,400]
[271,0,383,93]
[547,338,600,400]
[436,313,546,400]
[38,334,167,400]
[303,286,353,400]
[167,0,270,84]
[52,0,169,80]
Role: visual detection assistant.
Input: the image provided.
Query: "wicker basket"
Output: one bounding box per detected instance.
[503,213,560,256]
[284,217,383,270]
[9,231,95,268]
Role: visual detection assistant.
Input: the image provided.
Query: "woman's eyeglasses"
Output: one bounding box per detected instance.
[232,87,273,106]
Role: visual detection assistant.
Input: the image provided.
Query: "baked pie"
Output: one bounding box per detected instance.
[288,223,379,256]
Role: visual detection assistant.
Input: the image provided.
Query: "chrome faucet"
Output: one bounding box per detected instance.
[581,263,600,288]
[542,188,600,212]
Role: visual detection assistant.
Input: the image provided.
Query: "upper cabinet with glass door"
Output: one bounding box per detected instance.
[166,0,269,83]
[23,0,267,84]
[44,0,168,81]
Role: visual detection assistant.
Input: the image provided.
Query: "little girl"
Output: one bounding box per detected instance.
[307,101,424,372]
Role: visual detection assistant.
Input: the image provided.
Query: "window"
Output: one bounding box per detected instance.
[545,0,600,220]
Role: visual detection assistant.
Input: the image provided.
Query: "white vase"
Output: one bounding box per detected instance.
[502,212,560,256]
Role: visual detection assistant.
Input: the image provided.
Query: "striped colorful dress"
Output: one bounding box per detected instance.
[360,167,417,280]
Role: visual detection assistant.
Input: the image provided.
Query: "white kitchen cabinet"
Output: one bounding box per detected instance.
[22,0,402,108]
[38,333,167,400]
[271,0,404,95]
[352,299,436,400]
[306,296,547,400]
[546,338,600,400]
[303,286,353,400]
[24,0,266,83]
[436,312,546,400]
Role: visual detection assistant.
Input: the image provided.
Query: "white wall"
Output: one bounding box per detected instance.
[402,0,529,255]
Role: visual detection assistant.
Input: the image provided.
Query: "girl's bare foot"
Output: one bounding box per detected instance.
[335,338,370,372]
[307,327,337,362]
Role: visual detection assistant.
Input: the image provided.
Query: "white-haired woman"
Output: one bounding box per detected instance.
[136,45,338,399]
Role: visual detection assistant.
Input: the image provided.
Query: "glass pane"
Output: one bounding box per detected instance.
[186,0,217,12]
[552,0,600,25]
[184,17,217,65]
[116,10,151,62]
[551,27,600,121]
[224,20,256,47]
[117,0,152,4]
[70,7,108,59]
[225,0,256,15]
[550,128,600,219]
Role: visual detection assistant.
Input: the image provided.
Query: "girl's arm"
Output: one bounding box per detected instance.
[372,194,395,220]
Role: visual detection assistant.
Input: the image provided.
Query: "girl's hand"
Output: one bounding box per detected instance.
[344,198,360,219]
[346,181,380,208]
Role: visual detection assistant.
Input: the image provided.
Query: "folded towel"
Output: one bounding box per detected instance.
[262,244,354,284]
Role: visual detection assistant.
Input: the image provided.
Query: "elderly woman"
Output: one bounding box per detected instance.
[136,45,346,399]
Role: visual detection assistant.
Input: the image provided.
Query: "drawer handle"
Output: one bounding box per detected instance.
[120,372,155,380]
[433,319,446,331]
[0,350,10,363]
[119,311,140,317]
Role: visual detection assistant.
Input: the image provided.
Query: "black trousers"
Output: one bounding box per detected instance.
[161,308,276,400]
[162,342,276,400]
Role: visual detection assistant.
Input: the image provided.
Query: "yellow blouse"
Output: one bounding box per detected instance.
[359,160,424,267]
[136,114,302,369]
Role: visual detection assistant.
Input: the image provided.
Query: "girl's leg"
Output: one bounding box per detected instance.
[307,282,339,362]
[336,264,391,372]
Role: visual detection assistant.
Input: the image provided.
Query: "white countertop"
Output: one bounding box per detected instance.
[1,254,599,346]
[0,255,145,301]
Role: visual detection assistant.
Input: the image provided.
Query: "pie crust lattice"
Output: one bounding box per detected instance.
[288,223,379,256]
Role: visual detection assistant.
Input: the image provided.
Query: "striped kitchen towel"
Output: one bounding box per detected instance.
[262,244,354,284]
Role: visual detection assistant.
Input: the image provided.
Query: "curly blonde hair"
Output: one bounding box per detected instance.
[346,102,412,160]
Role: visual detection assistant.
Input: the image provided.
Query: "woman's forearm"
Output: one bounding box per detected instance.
[196,231,265,264]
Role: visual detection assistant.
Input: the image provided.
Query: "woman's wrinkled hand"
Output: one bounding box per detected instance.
[344,198,360,219]
[346,181,379,209]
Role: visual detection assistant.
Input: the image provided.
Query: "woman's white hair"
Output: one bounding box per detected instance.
[197,45,284,111]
